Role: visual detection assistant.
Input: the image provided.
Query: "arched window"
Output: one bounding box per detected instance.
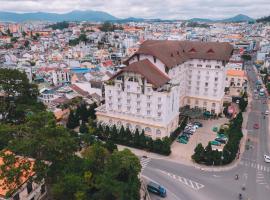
[117,121,122,126]
[156,129,161,135]
[135,125,141,131]
[126,123,132,130]
[145,127,152,133]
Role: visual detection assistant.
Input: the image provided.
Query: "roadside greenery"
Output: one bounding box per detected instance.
[192,112,243,166]
[95,124,172,155]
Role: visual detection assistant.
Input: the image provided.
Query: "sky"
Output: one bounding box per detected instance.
[0,0,269,19]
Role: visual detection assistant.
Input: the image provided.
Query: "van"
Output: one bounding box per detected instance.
[264,155,270,163]
[265,110,269,115]
[147,181,167,197]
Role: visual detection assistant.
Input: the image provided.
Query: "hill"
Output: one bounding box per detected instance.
[189,14,254,23]
[0,10,119,22]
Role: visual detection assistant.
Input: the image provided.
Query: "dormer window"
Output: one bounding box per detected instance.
[153,56,156,63]
[189,48,196,53]
[207,48,215,53]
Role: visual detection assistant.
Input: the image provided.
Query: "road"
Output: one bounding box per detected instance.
[141,63,270,200]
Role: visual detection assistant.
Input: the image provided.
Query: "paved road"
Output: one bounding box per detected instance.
[141,62,270,200]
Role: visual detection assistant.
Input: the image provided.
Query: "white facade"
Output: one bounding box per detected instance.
[51,70,70,86]
[97,71,179,139]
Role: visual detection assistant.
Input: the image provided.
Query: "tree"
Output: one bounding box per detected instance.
[24,40,30,48]
[94,149,141,200]
[99,22,115,32]
[204,142,213,165]
[79,122,89,134]
[192,143,205,163]
[0,69,41,123]
[66,110,79,129]
[8,112,78,180]
[82,143,109,174]
[0,124,15,150]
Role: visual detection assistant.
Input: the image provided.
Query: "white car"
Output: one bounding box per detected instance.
[265,110,269,115]
[264,155,270,163]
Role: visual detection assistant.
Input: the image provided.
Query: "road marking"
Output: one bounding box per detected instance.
[159,170,205,191]
[240,161,270,173]
[140,157,151,171]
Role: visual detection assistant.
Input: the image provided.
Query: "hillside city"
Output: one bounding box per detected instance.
[0,5,270,200]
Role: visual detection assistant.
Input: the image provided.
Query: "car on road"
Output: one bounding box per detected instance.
[211,140,221,146]
[265,110,269,115]
[147,181,167,198]
[264,155,270,163]
[253,123,259,129]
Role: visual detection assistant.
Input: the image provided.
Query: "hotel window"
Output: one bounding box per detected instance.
[137,87,140,91]
[212,103,216,107]
[206,65,211,68]
[127,99,131,104]
[207,71,210,74]
[27,182,33,194]
[215,65,220,69]
[187,99,191,104]
[118,105,121,110]
[117,91,121,95]
[137,101,140,106]
[157,112,162,117]
[153,56,156,63]
[109,96,112,100]
[215,77,218,81]
[137,108,140,113]
[198,70,201,74]
[188,86,191,90]
[137,94,140,98]
[147,95,151,100]
[118,83,121,88]
[205,82,208,87]
[127,106,131,111]
[109,90,111,94]
[156,129,161,135]
[158,104,162,109]
[158,97,162,102]
[195,100,199,105]
[214,83,218,87]
[214,89,217,93]
[118,98,121,101]
[147,110,151,115]
[203,101,207,106]
[196,81,200,85]
[127,92,131,96]
[147,87,151,92]
[109,103,112,107]
[188,81,192,85]
[197,64,202,68]
[196,87,200,91]
[127,85,130,89]
[189,64,194,67]
[197,75,201,80]
[147,103,151,108]
[13,193,20,200]
[215,71,219,75]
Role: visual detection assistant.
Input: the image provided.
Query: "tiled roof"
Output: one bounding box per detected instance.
[111,59,170,88]
[126,40,234,68]
[227,69,246,77]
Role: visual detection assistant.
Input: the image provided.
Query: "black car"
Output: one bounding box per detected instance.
[215,138,226,144]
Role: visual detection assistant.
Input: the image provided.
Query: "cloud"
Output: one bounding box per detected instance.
[0,0,269,19]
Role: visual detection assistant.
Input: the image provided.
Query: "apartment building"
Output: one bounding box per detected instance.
[96,40,233,139]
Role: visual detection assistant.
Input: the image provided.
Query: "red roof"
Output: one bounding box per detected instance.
[110,59,170,88]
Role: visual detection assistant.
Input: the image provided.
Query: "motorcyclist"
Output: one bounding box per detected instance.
[235,174,239,180]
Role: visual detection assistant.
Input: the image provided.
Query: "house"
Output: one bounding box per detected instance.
[0,151,46,200]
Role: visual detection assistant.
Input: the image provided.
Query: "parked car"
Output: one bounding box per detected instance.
[215,137,227,144]
[178,138,188,144]
[180,135,189,140]
[264,155,270,163]
[147,181,167,198]
[193,122,203,127]
[211,140,221,146]
[253,123,259,129]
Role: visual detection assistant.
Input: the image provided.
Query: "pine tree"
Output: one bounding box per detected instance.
[66,110,79,129]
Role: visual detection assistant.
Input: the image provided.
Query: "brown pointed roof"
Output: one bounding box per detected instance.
[110,59,170,88]
[125,40,233,68]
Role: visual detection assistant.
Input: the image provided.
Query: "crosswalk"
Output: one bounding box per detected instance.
[140,157,151,171]
[159,170,205,191]
[240,160,270,173]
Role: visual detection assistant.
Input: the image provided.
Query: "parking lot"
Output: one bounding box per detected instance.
[170,117,229,163]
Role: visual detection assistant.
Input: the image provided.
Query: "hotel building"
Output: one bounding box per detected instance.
[96,40,233,139]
